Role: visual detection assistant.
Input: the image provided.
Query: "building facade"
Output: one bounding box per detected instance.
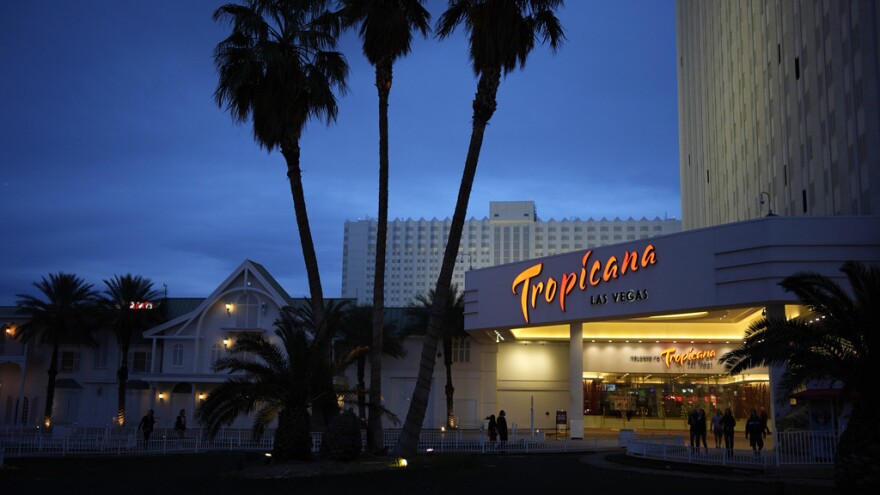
[676,0,880,229]
[463,215,880,437]
[342,201,681,306]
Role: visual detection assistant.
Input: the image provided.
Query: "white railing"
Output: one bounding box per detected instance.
[626,430,838,467]
[6,425,833,464]
[0,426,617,458]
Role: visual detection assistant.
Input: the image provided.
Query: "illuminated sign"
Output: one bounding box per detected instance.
[511,244,657,323]
[659,347,717,368]
[129,301,154,310]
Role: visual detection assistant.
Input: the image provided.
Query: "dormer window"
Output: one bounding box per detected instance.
[236,293,261,328]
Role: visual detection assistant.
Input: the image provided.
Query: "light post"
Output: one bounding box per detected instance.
[759,192,776,217]
[459,251,474,270]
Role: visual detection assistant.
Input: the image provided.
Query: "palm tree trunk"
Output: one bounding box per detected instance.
[281,142,326,333]
[357,355,367,422]
[273,402,313,462]
[443,336,454,428]
[368,59,392,454]
[281,141,335,429]
[43,342,60,427]
[394,68,501,457]
[116,347,130,427]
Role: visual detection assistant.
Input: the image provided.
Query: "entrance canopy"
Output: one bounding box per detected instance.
[464,215,880,343]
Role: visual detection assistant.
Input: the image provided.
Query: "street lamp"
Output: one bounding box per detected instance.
[459,252,474,270]
[759,192,776,217]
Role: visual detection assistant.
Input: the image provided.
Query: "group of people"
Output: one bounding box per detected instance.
[689,407,770,456]
[137,409,187,441]
[485,410,509,444]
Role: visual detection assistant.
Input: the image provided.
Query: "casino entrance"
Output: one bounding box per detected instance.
[582,372,770,430]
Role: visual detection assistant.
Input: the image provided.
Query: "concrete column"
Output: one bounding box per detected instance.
[766,304,789,443]
[569,322,584,439]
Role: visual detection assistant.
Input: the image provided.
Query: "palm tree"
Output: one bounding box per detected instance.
[338,0,431,456]
[212,0,349,405]
[292,297,353,428]
[198,305,363,461]
[719,261,879,492]
[100,274,166,427]
[334,304,407,425]
[409,285,465,429]
[394,0,564,457]
[15,272,99,428]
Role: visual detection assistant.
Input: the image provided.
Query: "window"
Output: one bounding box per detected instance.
[172,344,184,367]
[131,351,152,373]
[236,293,261,328]
[210,344,224,367]
[60,351,80,372]
[451,338,470,363]
[93,334,109,369]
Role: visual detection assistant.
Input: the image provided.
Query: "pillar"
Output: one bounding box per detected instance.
[766,304,789,446]
[569,322,584,439]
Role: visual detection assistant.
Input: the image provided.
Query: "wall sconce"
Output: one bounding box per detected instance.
[198,393,206,401]
[223,338,230,349]
[158,392,165,401]
[759,191,776,217]
[3,323,14,336]
[225,303,233,316]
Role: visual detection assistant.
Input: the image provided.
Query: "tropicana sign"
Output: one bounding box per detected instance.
[511,244,657,323]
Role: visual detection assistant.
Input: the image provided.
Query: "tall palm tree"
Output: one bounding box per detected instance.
[409,285,465,429]
[198,305,364,461]
[15,272,99,428]
[100,274,166,427]
[720,261,879,492]
[394,0,564,457]
[212,0,349,409]
[337,0,431,456]
[335,304,407,425]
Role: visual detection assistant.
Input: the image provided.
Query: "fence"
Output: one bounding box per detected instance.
[1,425,837,467]
[626,430,838,467]
[0,425,619,458]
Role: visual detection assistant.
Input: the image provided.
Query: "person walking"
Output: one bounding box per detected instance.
[710,409,723,448]
[720,408,737,455]
[759,407,771,438]
[745,408,765,458]
[497,410,509,447]
[138,409,156,442]
[695,408,708,454]
[174,409,187,439]
[486,414,497,445]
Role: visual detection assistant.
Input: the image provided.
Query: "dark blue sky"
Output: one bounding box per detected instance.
[0,1,681,305]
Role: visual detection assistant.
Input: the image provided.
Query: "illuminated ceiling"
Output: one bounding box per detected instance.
[480,305,806,343]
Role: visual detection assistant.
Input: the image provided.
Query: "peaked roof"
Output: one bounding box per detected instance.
[144,259,293,337]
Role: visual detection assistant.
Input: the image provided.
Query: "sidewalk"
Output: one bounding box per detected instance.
[582,449,835,492]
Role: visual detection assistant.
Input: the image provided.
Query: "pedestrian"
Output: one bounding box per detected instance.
[759,407,771,438]
[745,408,765,457]
[486,414,497,443]
[174,409,187,439]
[497,410,508,445]
[138,409,156,442]
[710,409,723,448]
[695,408,708,453]
[687,408,707,453]
[720,408,736,454]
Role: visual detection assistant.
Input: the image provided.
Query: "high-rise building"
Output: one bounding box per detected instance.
[676,0,880,230]
[342,201,681,306]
